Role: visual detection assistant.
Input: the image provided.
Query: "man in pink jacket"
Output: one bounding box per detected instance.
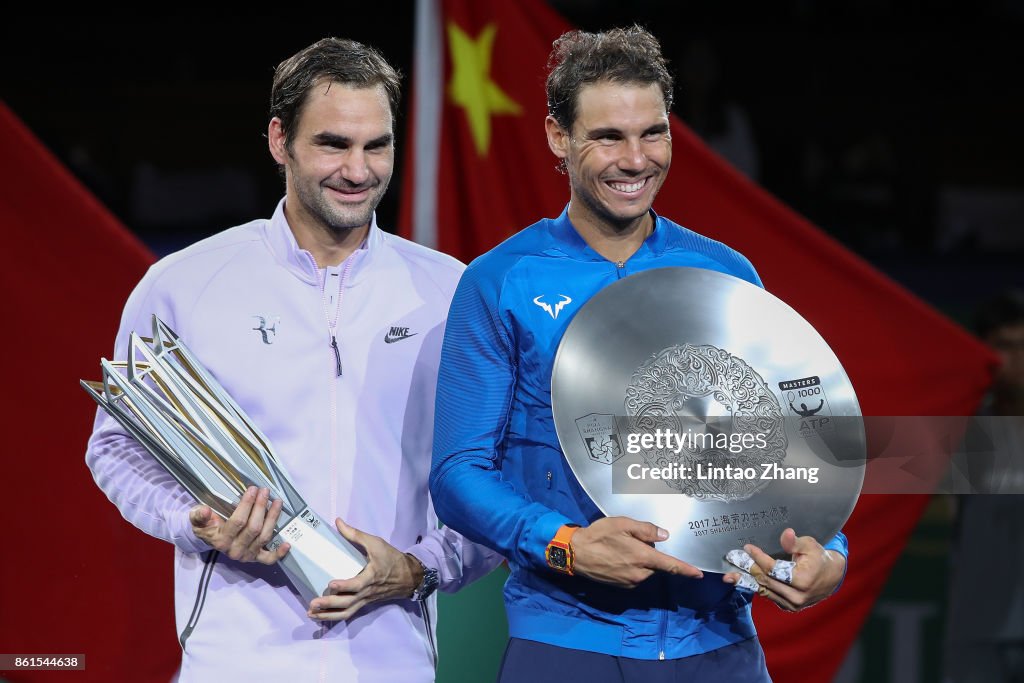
[86,37,499,682]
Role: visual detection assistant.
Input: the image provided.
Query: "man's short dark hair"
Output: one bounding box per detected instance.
[270,37,402,152]
[545,25,674,131]
[974,289,1024,338]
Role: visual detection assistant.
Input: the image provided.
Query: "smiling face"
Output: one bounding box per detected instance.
[547,81,671,235]
[269,79,394,242]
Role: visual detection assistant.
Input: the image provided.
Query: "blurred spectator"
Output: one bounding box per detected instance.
[936,187,1024,253]
[943,289,1024,683]
[676,39,760,182]
[976,290,1024,417]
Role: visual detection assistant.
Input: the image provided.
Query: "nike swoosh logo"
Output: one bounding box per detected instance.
[384,332,418,344]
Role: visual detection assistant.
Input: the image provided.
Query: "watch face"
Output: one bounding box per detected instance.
[548,547,567,568]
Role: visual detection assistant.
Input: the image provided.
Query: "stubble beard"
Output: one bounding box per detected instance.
[571,170,652,234]
[297,176,390,236]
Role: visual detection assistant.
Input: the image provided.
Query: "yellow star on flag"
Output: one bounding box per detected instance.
[447,22,522,156]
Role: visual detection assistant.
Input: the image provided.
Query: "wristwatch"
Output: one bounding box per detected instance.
[545,524,580,575]
[408,555,440,601]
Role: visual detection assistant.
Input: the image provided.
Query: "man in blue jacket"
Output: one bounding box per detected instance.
[430,25,848,681]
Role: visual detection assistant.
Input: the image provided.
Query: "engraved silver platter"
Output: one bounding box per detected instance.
[550,267,865,573]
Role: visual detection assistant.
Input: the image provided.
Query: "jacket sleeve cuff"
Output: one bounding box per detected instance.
[824,532,848,593]
[169,507,211,555]
[404,542,438,574]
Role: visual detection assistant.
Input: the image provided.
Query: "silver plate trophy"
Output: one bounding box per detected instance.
[82,315,365,604]
[551,267,865,573]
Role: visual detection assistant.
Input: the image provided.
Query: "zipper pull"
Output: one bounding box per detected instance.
[330,336,343,377]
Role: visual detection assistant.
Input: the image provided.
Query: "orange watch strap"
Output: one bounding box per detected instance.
[553,524,580,547]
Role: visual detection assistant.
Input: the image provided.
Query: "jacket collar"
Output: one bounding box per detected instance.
[262,197,384,286]
[548,203,670,261]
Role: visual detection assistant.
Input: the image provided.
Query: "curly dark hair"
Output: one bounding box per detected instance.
[270,37,402,153]
[546,25,674,131]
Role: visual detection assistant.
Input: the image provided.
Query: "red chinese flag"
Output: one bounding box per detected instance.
[401,2,997,680]
[0,102,176,682]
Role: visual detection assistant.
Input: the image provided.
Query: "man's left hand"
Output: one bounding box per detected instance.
[307,519,424,621]
[723,528,846,612]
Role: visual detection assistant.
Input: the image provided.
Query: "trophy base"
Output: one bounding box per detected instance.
[269,506,366,605]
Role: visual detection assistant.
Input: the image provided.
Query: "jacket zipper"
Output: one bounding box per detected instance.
[308,253,353,681]
[613,217,652,276]
[416,533,439,673]
[422,598,438,667]
[309,254,354,378]
[178,550,219,651]
[330,337,342,376]
[658,608,668,660]
[413,535,438,667]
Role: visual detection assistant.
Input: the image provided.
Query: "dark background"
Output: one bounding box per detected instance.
[4,3,1023,327]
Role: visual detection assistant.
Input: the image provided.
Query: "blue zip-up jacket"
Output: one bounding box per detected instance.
[431,206,848,659]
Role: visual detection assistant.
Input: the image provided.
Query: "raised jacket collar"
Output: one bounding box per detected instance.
[262,197,385,286]
[547,203,671,261]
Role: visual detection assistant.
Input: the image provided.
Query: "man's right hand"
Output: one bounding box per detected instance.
[570,517,703,588]
[189,486,290,564]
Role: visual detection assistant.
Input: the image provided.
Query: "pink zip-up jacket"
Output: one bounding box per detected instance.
[86,198,501,682]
